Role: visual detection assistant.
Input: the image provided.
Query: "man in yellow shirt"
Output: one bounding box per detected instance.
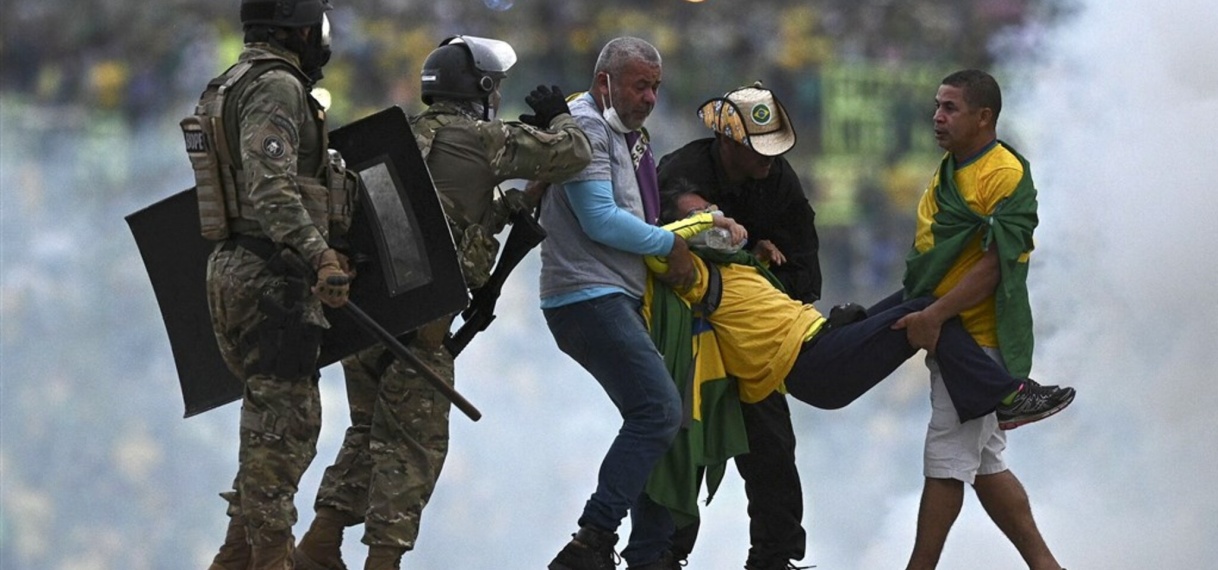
[898,69,1066,570]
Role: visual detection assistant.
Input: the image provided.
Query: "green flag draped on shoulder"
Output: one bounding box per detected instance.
[903,140,1038,377]
[642,249,773,528]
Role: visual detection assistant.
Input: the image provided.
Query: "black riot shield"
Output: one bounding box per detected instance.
[126,189,239,416]
[127,106,467,417]
[324,106,468,359]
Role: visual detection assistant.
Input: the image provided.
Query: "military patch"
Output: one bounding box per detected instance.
[263,135,286,158]
[751,103,773,126]
[269,114,297,144]
[182,126,209,153]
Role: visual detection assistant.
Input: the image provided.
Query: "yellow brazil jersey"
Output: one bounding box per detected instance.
[706,261,823,403]
[661,256,824,404]
[912,144,1025,346]
[645,213,825,403]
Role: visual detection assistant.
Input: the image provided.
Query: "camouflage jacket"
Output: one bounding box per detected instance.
[226,43,333,264]
[410,100,591,286]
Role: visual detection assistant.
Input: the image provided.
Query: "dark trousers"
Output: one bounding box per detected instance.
[670,391,806,566]
[785,292,1019,421]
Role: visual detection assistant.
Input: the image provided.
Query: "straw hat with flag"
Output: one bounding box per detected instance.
[697,80,796,156]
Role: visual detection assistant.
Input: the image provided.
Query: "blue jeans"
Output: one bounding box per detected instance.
[544,293,682,566]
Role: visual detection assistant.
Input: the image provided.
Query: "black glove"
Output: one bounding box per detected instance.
[519,84,570,128]
[500,188,533,215]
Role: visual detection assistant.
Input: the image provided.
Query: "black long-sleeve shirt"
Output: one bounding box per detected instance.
[658,138,822,303]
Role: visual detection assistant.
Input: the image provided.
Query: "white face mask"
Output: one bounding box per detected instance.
[600,74,632,134]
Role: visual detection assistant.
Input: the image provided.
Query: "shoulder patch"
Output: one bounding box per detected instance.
[262,135,286,158]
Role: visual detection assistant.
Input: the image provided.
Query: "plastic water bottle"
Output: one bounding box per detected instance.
[692,227,741,253]
[704,227,736,250]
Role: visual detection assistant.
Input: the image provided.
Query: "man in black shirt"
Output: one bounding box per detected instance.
[659,81,821,304]
[657,82,819,570]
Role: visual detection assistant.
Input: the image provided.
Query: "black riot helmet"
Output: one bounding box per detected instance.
[241,0,331,29]
[420,36,517,108]
[241,0,333,84]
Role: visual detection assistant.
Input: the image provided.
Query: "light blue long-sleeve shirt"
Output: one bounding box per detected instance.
[564,179,674,256]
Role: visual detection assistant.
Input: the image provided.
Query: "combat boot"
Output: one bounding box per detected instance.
[627,550,683,569]
[548,525,620,570]
[364,545,407,570]
[248,530,294,570]
[295,507,353,570]
[208,514,251,570]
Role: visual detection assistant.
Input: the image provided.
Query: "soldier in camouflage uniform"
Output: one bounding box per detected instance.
[293,36,591,570]
[193,1,355,569]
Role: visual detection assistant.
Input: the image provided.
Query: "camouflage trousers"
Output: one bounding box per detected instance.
[207,245,325,545]
[313,317,455,549]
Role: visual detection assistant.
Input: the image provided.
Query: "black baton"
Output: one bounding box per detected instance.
[335,294,482,421]
[293,249,484,422]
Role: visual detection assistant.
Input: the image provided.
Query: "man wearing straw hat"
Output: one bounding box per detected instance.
[658,81,819,570]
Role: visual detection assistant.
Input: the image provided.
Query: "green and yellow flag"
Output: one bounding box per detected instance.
[642,249,782,528]
[903,141,1039,377]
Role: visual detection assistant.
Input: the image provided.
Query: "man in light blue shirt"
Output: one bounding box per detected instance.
[540,36,696,570]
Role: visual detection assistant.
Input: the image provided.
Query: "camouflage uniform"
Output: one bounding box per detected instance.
[203,42,346,546]
[312,99,591,548]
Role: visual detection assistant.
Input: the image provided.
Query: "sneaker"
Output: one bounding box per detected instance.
[548,526,621,570]
[996,382,1076,430]
[1023,377,1057,389]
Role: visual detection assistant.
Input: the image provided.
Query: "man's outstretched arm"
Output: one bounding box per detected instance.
[894,247,999,353]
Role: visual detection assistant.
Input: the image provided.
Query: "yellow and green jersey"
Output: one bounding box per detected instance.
[645,214,825,403]
[905,140,1038,376]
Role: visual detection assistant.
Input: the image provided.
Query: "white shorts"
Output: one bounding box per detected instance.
[923,348,1008,484]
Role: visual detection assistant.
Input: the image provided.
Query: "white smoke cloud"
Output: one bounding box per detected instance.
[6,1,1214,568]
[648,1,1218,567]
[894,0,1218,566]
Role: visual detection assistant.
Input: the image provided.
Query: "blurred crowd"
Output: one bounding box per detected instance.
[2,0,1062,299]
[0,0,1063,567]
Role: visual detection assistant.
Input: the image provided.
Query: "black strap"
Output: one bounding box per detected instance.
[219,234,280,261]
[240,1,278,23]
[692,261,723,316]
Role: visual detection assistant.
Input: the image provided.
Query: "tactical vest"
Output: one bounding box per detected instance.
[181,53,354,241]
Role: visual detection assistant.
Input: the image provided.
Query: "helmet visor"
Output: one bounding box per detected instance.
[320,13,331,48]
[443,36,517,74]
